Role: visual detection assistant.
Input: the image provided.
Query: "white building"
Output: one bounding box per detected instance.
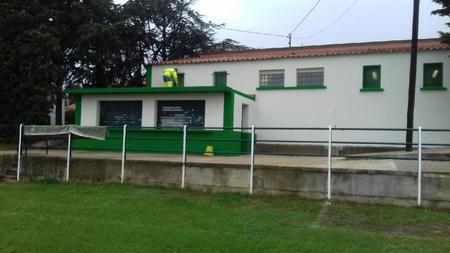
[152,39,450,145]
[66,39,450,153]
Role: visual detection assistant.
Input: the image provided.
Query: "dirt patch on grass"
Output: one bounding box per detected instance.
[322,207,450,237]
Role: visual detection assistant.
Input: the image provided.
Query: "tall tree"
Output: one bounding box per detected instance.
[0,0,61,126]
[122,0,217,62]
[212,39,251,52]
[432,0,450,43]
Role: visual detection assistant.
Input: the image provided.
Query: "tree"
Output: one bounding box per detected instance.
[212,39,251,52]
[432,0,450,43]
[0,0,61,126]
[122,0,217,62]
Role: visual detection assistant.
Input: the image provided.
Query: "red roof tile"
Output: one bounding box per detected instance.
[157,39,449,65]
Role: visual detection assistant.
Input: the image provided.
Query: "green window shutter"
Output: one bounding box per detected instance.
[423,63,443,88]
[362,65,381,89]
[214,71,227,86]
[178,73,185,87]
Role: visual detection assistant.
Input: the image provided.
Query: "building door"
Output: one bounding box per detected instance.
[241,104,249,131]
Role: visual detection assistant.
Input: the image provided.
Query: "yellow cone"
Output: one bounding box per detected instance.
[204,145,214,156]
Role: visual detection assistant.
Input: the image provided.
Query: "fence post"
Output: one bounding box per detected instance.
[417,127,422,206]
[249,125,255,195]
[65,132,72,182]
[16,124,23,182]
[327,125,333,201]
[181,125,187,189]
[121,124,127,184]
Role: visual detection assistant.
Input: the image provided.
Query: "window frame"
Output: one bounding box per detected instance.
[361,65,383,92]
[422,63,446,91]
[213,71,228,86]
[259,69,285,87]
[296,67,325,86]
[177,72,185,87]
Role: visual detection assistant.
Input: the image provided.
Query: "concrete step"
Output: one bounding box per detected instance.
[5,168,17,176]
[1,174,17,183]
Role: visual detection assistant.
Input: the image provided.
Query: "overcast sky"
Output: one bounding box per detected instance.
[114,0,449,48]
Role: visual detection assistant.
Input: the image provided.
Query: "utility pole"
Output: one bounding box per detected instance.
[406,0,420,151]
[288,34,292,47]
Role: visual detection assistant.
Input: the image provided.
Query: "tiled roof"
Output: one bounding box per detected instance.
[157,38,449,65]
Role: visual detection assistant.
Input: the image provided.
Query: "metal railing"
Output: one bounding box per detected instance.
[14,124,450,207]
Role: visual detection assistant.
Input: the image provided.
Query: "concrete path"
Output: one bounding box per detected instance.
[2,149,449,174]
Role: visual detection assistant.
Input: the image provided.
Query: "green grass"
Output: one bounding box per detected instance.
[1,183,450,253]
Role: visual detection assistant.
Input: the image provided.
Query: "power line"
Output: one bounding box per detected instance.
[221,27,287,38]
[289,0,322,36]
[293,0,359,40]
[220,0,358,46]
[288,0,322,47]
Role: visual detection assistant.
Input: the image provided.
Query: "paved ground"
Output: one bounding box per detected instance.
[2,148,450,174]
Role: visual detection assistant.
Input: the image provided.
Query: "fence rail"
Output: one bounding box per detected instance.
[14,124,450,207]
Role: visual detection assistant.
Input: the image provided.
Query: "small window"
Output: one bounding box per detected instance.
[362,65,381,89]
[214,71,227,86]
[99,101,142,127]
[297,68,324,86]
[177,73,185,87]
[423,63,443,88]
[259,70,284,87]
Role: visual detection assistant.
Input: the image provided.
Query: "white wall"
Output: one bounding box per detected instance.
[153,50,450,144]
[81,93,224,128]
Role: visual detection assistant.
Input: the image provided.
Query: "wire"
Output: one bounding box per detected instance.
[221,27,287,38]
[294,0,359,40]
[289,0,322,35]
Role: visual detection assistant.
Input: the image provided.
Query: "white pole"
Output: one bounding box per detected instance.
[121,124,127,184]
[65,132,72,182]
[249,125,255,195]
[181,125,187,189]
[16,124,23,182]
[417,127,422,206]
[327,125,333,200]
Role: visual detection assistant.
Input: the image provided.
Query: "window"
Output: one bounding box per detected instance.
[423,63,444,90]
[297,68,324,86]
[214,71,227,86]
[259,70,284,86]
[99,101,142,127]
[157,100,205,128]
[177,73,185,87]
[362,65,382,91]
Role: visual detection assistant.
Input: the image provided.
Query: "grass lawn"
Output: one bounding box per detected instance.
[1,183,450,253]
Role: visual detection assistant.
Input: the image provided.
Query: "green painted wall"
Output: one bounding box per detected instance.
[146,65,152,87]
[223,92,234,128]
[73,128,252,155]
[75,95,82,125]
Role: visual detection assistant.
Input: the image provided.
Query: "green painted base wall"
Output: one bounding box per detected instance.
[73,129,252,156]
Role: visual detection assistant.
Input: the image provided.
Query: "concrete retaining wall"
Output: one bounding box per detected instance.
[2,155,450,208]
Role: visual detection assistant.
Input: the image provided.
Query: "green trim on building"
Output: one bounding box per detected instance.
[65,86,255,101]
[223,92,235,128]
[146,65,152,87]
[420,86,447,91]
[362,65,381,90]
[73,128,251,156]
[423,63,443,89]
[360,87,384,92]
[75,95,82,125]
[213,71,228,86]
[257,85,326,91]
